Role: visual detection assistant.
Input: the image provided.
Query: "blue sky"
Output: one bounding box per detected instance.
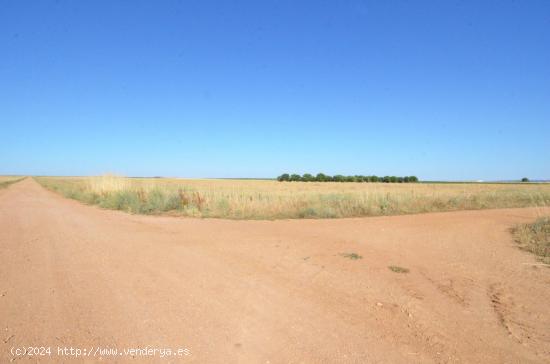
[1,0,549,180]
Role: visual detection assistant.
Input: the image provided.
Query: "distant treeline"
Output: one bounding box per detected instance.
[277,173,419,183]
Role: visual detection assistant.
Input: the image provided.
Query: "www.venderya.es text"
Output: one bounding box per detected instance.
[10,346,191,359]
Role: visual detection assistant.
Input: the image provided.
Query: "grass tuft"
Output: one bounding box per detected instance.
[512,217,550,265]
[388,266,409,273]
[340,253,362,260]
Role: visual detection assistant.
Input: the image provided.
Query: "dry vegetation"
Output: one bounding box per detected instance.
[512,217,550,265]
[0,176,25,189]
[34,175,550,220]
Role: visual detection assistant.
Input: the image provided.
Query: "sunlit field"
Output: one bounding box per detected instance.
[0,176,22,182]
[33,175,550,219]
[0,176,25,188]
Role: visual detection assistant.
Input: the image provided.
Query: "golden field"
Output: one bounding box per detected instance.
[0,176,25,188]
[34,175,550,219]
[0,176,22,183]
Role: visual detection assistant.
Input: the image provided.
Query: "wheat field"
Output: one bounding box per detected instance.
[33,175,550,219]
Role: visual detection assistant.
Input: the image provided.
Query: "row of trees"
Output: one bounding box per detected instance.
[277,173,419,183]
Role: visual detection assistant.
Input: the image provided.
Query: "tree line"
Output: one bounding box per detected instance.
[277,173,419,183]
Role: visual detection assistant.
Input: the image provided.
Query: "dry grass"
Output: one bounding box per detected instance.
[0,176,22,182]
[0,176,25,189]
[35,175,550,219]
[340,253,363,260]
[388,266,410,273]
[512,217,550,265]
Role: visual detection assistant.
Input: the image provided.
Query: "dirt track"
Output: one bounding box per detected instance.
[1,178,549,363]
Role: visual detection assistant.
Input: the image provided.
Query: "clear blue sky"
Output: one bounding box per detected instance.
[1,0,549,180]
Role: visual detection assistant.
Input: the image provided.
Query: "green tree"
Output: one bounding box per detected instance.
[277,173,290,182]
[521,177,529,182]
[316,173,327,182]
[302,173,314,182]
[290,174,302,182]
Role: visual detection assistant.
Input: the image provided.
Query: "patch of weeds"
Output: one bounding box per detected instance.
[512,217,550,265]
[297,207,318,218]
[164,192,183,211]
[340,252,362,260]
[388,265,409,273]
[100,191,141,212]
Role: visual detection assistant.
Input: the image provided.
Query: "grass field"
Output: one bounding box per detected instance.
[0,176,25,189]
[33,175,550,219]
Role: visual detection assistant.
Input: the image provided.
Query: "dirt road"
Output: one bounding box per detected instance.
[1,178,549,363]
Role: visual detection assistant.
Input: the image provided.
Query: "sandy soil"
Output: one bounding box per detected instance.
[1,178,549,363]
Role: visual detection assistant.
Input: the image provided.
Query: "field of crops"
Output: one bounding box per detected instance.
[34,175,550,219]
